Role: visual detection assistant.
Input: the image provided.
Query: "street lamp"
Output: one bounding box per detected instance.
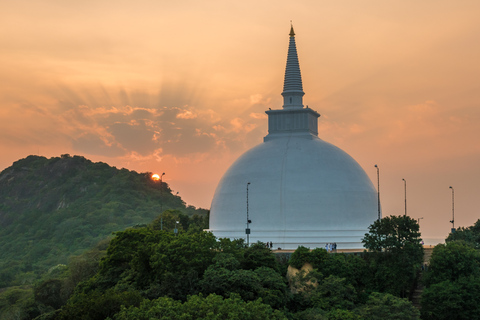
[418,217,423,227]
[402,178,407,216]
[174,220,179,236]
[246,182,251,246]
[160,172,165,230]
[374,164,381,220]
[449,186,455,231]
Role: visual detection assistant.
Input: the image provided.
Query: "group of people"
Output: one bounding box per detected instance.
[265,241,273,249]
[325,242,337,252]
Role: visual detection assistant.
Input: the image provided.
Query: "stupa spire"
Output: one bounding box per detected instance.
[282,24,304,109]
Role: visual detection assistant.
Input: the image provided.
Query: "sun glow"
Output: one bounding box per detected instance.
[151,173,160,181]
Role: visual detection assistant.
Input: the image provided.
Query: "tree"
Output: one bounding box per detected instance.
[311,250,368,291]
[77,229,218,301]
[358,292,420,320]
[242,242,279,271]
[0,286,41,320]
[289,246,312,269]
[289,246,368,293]
[421,277,480,320]
[113,293,288,320]
[199,253,288,309]
[362,215,424,297]
[310,275,357,311]
[424,241,480,287]
[55,289,143,320]
[362,215,422,255]
[254,266,289,309]
[446,219,480,249]
[151,209,185,232]
[289,271,357,313]
[34,279,64,310]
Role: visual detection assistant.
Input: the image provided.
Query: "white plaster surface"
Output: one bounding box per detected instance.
[208,134,378,249]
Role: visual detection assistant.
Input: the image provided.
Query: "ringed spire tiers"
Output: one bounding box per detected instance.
[264,25,319,141]
[208,25,378,250]
[282,24,304,109]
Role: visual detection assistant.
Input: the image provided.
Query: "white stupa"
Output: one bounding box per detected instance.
[208,26,378,249]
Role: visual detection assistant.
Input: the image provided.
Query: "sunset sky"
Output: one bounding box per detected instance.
[1,0,479,243]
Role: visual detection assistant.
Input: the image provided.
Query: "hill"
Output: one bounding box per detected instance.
[0,154,208,288]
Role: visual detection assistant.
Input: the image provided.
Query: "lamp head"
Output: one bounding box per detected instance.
[449,186,453,189]
[374,164,378,168]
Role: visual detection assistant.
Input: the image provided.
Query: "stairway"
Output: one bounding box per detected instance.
[411,247,434,308]
[423,247,433,264]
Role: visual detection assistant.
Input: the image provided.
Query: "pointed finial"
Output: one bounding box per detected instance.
[289,21,295,37]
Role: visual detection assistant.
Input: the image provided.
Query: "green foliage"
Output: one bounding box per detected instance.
[217,237,246,261]
[421,235,480,319]
[446,219,480,248]
[94,228,164,290]
[289,247,368,293]
[309,248,328,267]
[289,246,311,269]
[362,215,424,297]
[424,241,480,287]
[292,308,361,320]
[200,253,288,309]
[358,292,420,320]
[34,279,64,310]
[0,286,41,320]
[421,276,480,320]
[290,270,358,314]
[151,209,209,232]
[149,230,218,279]
[362,215,422,255]
[242,242,279,271]
[201,268,262,301]
[77,228,218,301]
[55,289,143,320]
[312,251,368,291]
[326,309,361,320]
[310,275,357,311]
[113,293,288,320]
[0,155,208,290]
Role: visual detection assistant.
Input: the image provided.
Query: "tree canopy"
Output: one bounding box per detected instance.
[362,215,422,254]
[0,156,437,319]
[446,219,480,249]
[361,215,424,298]
[421,220,480,319]
[0,155,208,290]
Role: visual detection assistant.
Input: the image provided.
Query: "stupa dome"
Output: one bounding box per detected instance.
[208,26,378,249]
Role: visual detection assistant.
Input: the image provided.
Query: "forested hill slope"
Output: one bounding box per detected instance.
[0,154,208,288]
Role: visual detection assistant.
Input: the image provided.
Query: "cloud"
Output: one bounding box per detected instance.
[108,121,159,156]
[72,133,125,157]
[0,82,271,163]
[176,109,197,119]
[250,112,268,120]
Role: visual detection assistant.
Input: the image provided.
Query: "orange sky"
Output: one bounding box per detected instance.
[1,0,480,243]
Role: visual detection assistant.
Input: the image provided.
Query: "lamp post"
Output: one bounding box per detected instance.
[160,172,165,230]
[449,186,455,231]
[246,182,251,246]
[402,178,407,216]
[418,217,423,227]
[174,220,179,236]
[374,164,381,220]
